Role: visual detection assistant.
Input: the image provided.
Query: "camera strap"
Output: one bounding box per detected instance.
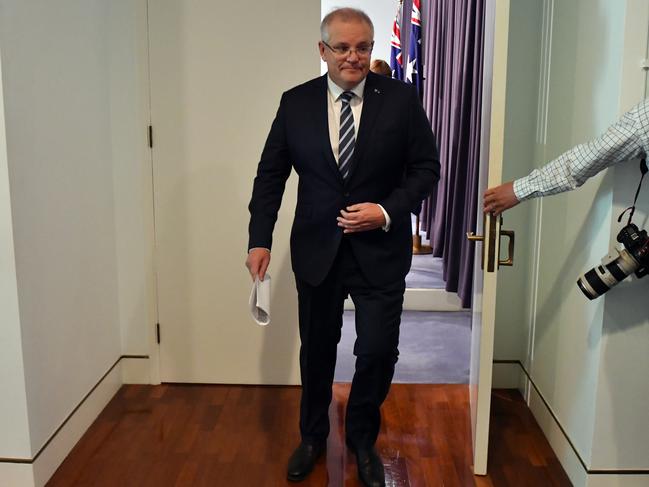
[617,158,648,226]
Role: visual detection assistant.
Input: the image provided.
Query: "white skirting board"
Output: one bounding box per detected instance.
[121,356,151,384]
[585,474,649,487]
[31,361,122,486]
[0,463,35,487]
[345,288,464,311]
[0,357,132,487]
[529,385,649,487]
[527,380,589,487]
[496,361,649,487]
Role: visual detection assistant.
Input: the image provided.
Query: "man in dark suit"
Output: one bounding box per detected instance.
[246,8,439,486]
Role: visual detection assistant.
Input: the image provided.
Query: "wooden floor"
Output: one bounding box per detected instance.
[47,384,572,486]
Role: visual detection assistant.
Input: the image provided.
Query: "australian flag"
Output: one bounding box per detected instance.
[406,0,423,95]
[389,4,403,80]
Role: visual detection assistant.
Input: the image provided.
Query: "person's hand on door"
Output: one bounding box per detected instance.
[246,248,271,281]
[483,181,519,216]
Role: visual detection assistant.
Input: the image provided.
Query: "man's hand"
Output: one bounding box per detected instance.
[484,181,519,216]
[337,203,386,233]
[245,248,271,281]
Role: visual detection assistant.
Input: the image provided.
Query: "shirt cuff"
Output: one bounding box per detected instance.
[512,178,531,202]
[377,204,391,231]
[248,247,270,253]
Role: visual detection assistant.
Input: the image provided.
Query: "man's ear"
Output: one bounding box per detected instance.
[318,41,326,61]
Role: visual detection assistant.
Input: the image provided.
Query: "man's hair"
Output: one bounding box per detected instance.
[370,59,392,77]
[320,8,374,43]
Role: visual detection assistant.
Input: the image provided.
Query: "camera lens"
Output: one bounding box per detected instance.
[576,250,639,299]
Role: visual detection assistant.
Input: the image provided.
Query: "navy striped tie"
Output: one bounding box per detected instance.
[338,91,355,181]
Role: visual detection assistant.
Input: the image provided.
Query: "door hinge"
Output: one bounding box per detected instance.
[148,125,153,148]
[156,323,161,344]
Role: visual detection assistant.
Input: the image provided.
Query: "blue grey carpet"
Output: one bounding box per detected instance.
[407,215,445,289]
[334,310,471,384]
[405,254,446,289]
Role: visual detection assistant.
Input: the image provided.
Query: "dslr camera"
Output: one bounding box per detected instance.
[577,223,649,300]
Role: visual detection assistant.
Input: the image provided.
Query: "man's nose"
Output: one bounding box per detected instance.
[346,50,360,63]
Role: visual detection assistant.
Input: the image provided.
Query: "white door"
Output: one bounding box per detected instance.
[147,0,320,383]
[469,0,518,475]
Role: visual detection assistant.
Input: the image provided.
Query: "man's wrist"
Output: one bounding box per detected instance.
[248,247,271,254]
[377,204,391,231]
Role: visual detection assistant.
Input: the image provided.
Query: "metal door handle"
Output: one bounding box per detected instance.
[466,231,485,270]
[467,212,491,270]
[467,213,488,270]
[499,230,515,267]
[467,214,515,271]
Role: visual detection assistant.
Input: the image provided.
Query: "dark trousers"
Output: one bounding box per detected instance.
[295,238,405,449]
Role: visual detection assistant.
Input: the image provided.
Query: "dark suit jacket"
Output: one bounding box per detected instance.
[248,71,440,287]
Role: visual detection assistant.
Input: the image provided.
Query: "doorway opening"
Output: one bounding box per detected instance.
[335,219,472,384]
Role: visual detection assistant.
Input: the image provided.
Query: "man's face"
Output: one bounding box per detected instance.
[319,18,373,90]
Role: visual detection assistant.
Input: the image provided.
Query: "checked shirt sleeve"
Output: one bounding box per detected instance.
[513,99,649,202]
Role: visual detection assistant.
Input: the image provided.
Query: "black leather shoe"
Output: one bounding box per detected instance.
[355,447,385,487]
[286,441,325,482]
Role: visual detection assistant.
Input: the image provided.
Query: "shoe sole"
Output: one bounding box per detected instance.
[287,461,318,482]
[286,449,324,482]
[287,472,310,482]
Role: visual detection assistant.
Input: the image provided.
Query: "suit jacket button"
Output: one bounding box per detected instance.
[344,192,350,197]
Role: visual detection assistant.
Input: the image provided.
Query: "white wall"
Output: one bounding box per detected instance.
[0,45,32,461]
[504,0,649,477]
[590,0,649,469]
[532,0,627,464]
[0,0,123,454]
[592,185,649,468]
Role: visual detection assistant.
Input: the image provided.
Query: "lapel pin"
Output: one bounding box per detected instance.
[374,88,381,94]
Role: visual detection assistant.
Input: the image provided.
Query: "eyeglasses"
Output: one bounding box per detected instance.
[322,41,374,58]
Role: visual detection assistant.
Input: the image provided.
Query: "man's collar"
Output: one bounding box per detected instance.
[327,75,366,100]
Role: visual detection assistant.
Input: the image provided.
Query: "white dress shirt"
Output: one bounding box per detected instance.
[514,99,649,201]
[326,75,391,230]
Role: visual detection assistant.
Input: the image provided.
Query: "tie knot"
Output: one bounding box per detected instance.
[340,91,354,104]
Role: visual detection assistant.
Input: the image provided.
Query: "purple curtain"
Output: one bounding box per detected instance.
[420,0,484,308]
